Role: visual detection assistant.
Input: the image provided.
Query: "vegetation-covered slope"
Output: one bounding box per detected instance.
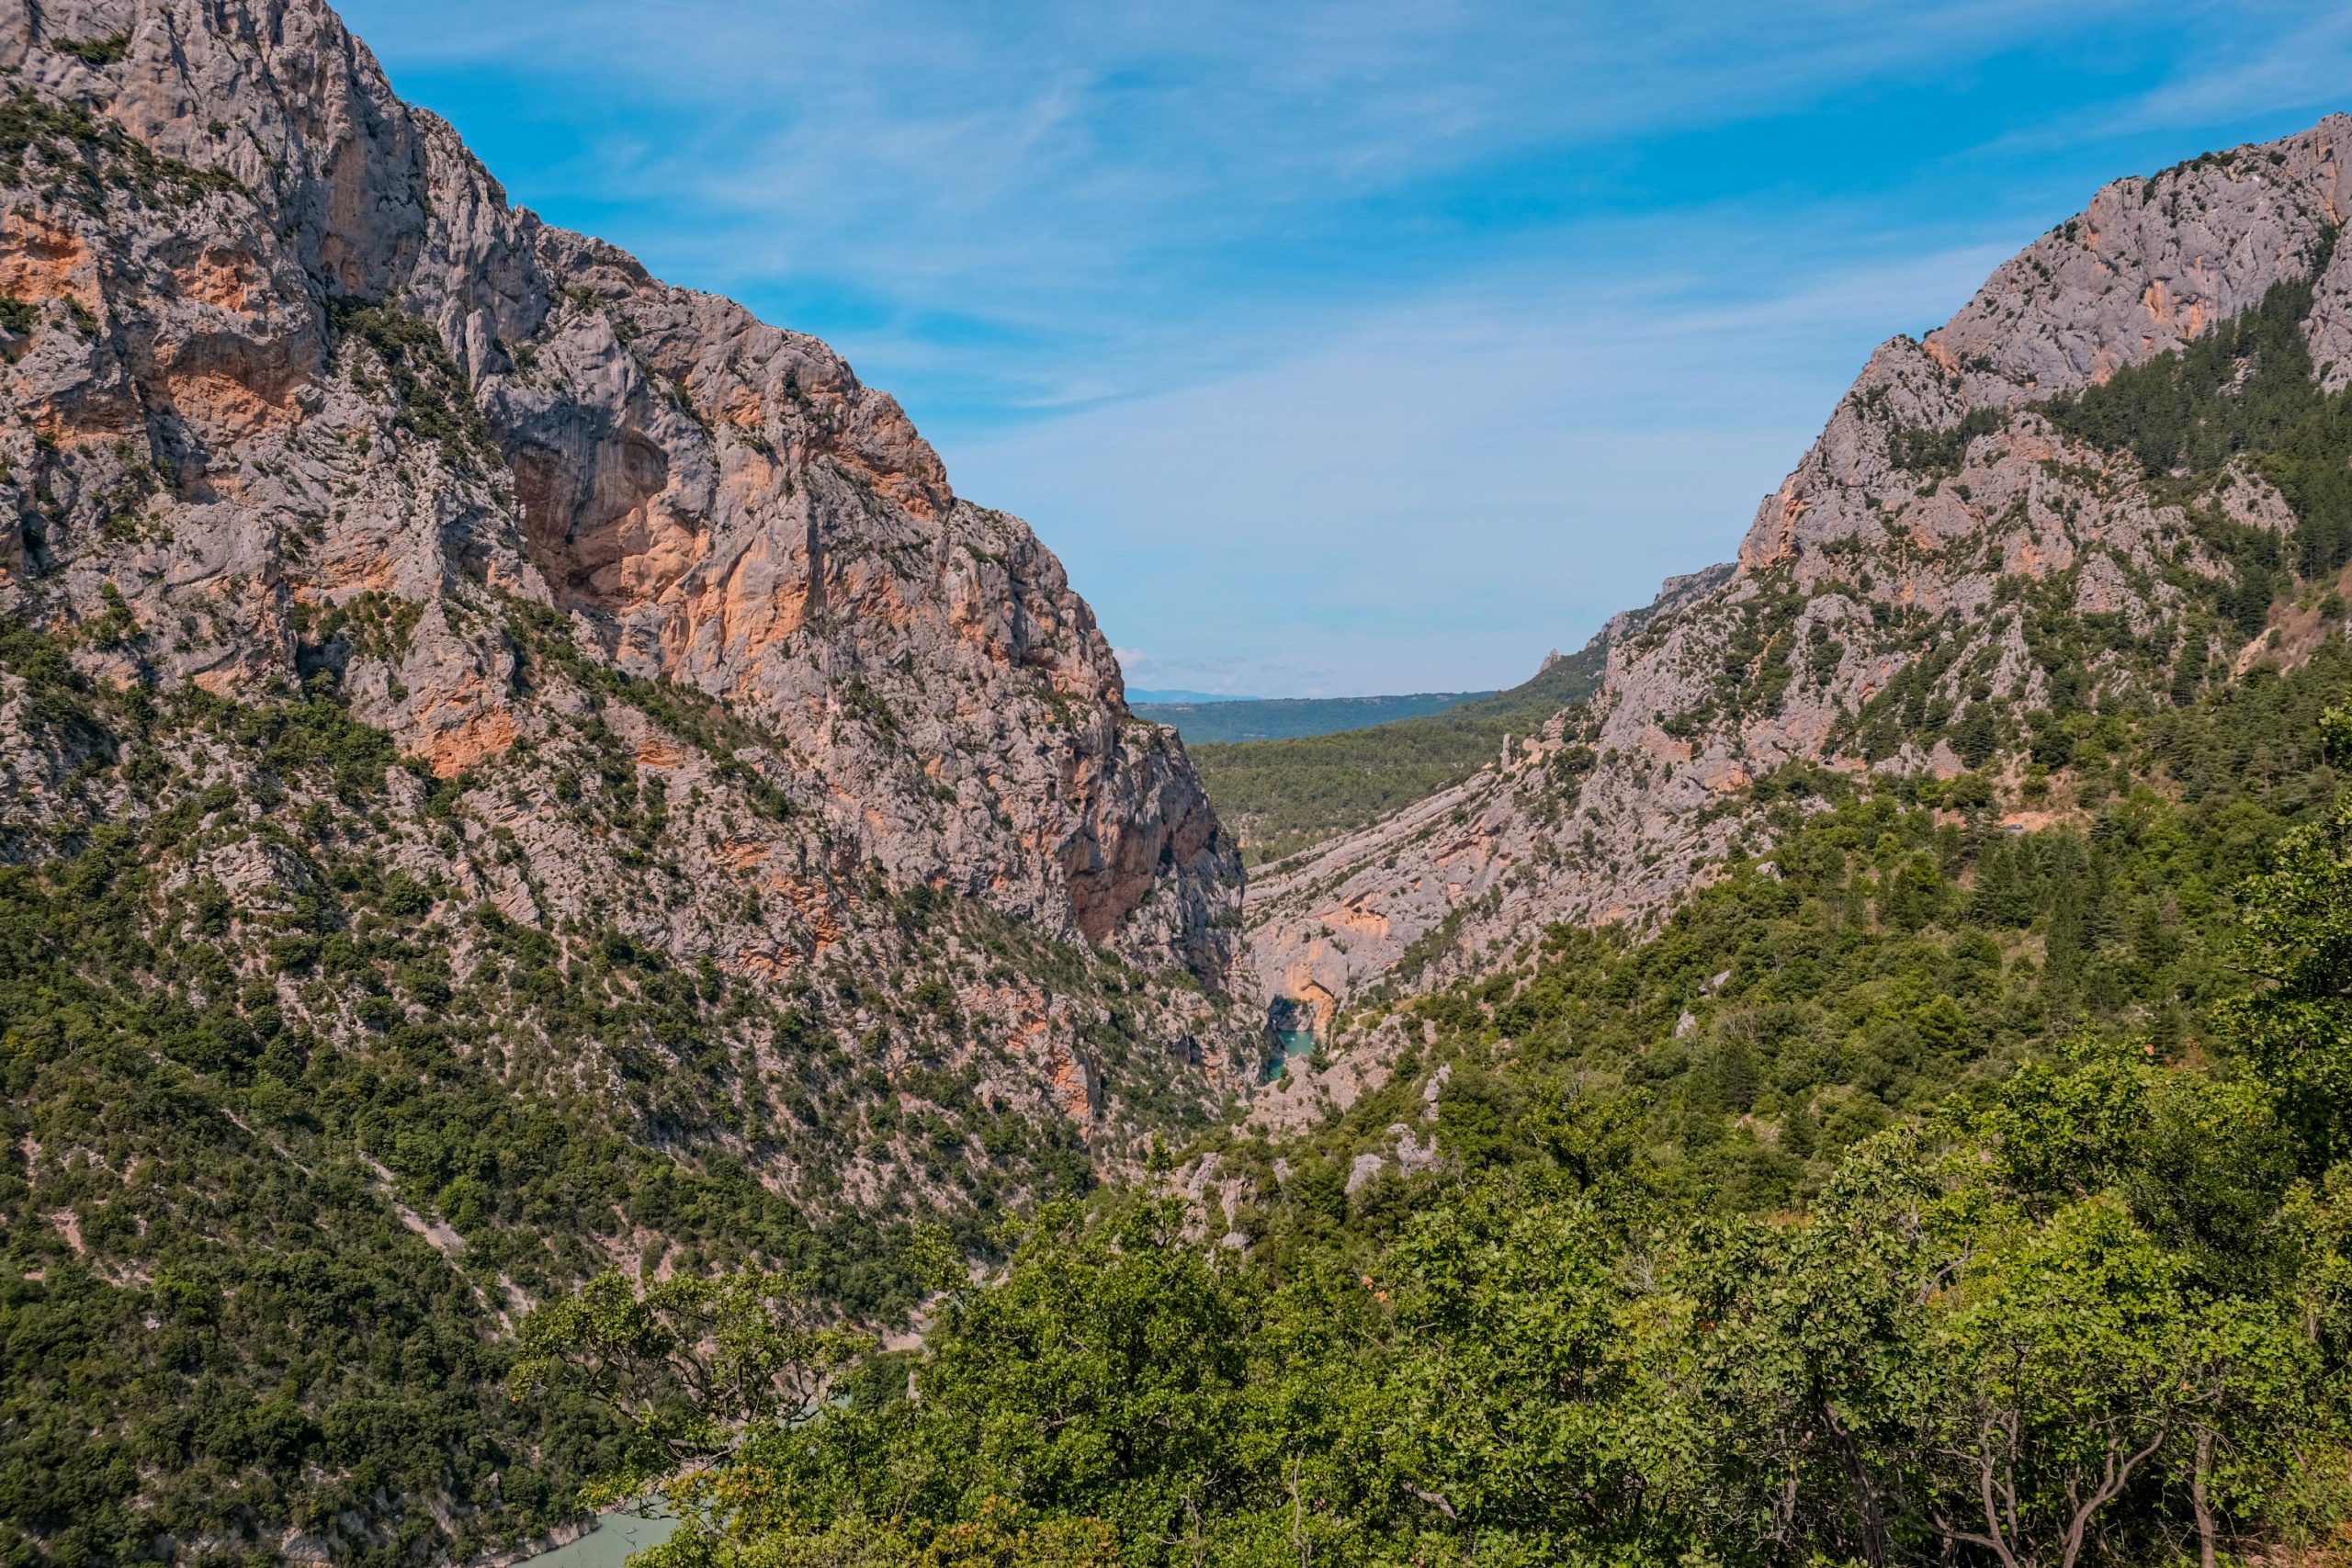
[1249,141,2352,1014]
[526,644,2352,1567]
[1189,642,1608,864]
[1134,691,1489,746]
[0,612,1243,1564]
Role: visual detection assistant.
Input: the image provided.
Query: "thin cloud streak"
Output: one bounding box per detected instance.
[949,238,2009,695]
[338,0,2352,693]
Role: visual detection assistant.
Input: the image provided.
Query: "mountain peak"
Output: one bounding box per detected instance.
[3,0,1240,974]
[1250,111,2352,1016]
[0,5,1258,1548]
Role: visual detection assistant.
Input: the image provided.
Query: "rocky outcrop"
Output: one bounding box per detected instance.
[0,0,1239,978]
[1250,117,2352,1020]
[1246,564,1731,1010]
[0,4,1261,1556]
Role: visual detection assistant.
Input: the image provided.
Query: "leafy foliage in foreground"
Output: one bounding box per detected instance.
[0,612,1183,1565]
[529,662,2352,1565]
[548,1055,2352,1568]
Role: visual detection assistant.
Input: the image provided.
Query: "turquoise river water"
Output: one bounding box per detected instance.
[514,1511,676,1568]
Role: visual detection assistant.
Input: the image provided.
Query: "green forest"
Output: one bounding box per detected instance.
[0,612,1171,1565]
[1186,642,1610,864]
[517,641,2352,1568]
[1133,692,1489,747]
[503,263,2352,1564]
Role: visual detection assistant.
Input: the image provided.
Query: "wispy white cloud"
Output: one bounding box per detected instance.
[2090,4,2352,132]
[950,232,2008,694]
[1936,2,2352,166]
[339,0,2352,693]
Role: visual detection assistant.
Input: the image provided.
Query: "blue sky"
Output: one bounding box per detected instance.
[341,1,2352,697]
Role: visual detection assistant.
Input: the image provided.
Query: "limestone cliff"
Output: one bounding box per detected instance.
[0,0,1238,979]
[1250,117,2352,1032]
[0,6,1252,1551]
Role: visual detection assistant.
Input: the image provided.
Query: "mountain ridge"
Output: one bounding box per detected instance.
[2,0,1238,975]
[1247,115,2352,1039]
[0,0,1254,1556]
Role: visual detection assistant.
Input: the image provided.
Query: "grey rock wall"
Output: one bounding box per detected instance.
[1249,118,2352,1021]
[0,0,1240,981]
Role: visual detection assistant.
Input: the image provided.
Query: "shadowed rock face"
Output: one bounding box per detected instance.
[1250,117,2352,1020]
[0,0,1239,978]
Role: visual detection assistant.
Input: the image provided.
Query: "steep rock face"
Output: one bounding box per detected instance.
[0,3,1254,1553]
[1243,567,1728,1021]
[0,0,1238,977]
[1250,117,2352,1020]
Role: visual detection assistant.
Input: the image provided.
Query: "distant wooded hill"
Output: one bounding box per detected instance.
[1134,690,1490,744]
[1182,648,1607,863]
